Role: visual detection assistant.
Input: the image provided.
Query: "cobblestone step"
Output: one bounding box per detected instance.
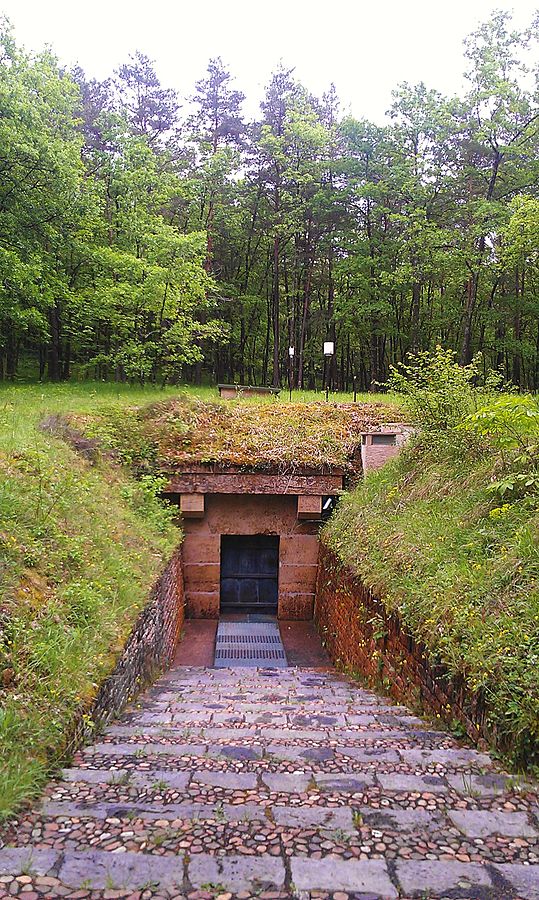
[2,665,538,899]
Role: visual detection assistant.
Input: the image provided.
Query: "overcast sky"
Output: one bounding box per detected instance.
[1,0,537,122]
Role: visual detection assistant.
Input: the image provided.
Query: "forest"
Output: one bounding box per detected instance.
[1,10,539,390]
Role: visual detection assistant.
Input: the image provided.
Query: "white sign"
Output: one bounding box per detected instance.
[323,341,334,356]
[288,346,295,357]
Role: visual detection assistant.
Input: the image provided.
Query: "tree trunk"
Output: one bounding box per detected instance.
[47,303,62,381]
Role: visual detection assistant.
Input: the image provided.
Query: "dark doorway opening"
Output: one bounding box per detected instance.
[220,535,279,614]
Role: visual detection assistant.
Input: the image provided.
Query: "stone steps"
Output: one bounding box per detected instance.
[1,665,538,898]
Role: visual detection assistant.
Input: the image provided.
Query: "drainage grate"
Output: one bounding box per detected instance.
[214,622,288,668]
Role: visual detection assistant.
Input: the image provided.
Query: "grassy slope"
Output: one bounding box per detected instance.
[324,438,539,769]
[0,384,184,820]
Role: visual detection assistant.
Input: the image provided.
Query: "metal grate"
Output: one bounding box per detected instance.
[214,622,288,668]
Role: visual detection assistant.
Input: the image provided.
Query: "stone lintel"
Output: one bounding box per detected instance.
[167,472,343,496]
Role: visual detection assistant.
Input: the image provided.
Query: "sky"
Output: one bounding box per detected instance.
[0,0,537,122]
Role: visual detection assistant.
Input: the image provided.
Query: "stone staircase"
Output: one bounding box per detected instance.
[1,665,538,898]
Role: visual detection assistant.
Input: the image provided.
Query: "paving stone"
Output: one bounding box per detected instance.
[5,663,539,900]
[211,744,262,760]
[272,806,355,831]
[396,860,492,895]
[0,849,58,876]
[340,746,400,764]
[188,855,285,891]
[87,742,208,758]
[314,774,375,792]
[261,727,331,741]
[345,714,380,725]
[40,800,267,823]
[289,713,346,727]
[377,713,424,726]
[190,771,257,789]
[264,744,335,763]
[446,772,513,796]
[448,809,538,837]
[59,768,191,790]
[399,747,492,768]
[357,807,446,831]
[58,849,184,890]
[377,772,448,793]
[290,858,397,895]
[493,863,539,900]
[260,773,315,793]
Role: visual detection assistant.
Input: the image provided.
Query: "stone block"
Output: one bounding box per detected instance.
[395,860,491,896]
[188,854,286,891]
[186,590,219,618]
[493,863,539,900]
[446,772,512,796]
[280,534,320,566]
[358,807,444,832]
[290,858,397,895]
[272,806,355,830]
[58,849,183,890]
[448,809,538,838]
[377,773,448,793]
[279,563,318,591]
[181,534,220,564]
[183,563,220,591]
[261,773,314,793]
[297,494,322,519]
[180,493,205,518]
[191,771,257,789]
[0,848,58,876]
[400,747,492,768]
[315,773,375,792]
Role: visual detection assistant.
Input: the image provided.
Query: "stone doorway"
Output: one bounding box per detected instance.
[220,534,279,614]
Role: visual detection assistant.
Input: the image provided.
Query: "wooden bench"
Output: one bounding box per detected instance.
[217,384,281,399]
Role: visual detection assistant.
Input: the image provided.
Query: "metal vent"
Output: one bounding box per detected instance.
[214,622,288,668]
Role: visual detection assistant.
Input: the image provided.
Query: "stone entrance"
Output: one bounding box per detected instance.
[176,490,324,620]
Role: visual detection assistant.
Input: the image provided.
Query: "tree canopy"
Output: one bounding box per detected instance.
[1,11,539,389]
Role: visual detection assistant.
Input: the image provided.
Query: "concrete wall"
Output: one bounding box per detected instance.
[314,543,490,747]
[360,427,412,473]
[182,493,319,620]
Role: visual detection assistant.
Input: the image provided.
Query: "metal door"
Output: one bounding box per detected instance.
[220,535,279,612]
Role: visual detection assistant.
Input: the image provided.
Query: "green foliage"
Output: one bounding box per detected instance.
[465,395,539,501]
[2,11,539,392]
[386,347,484,431]
[325,397,539,769]
[0,383,180,820]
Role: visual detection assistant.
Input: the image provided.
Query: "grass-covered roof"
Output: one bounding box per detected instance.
[72,394,403,473]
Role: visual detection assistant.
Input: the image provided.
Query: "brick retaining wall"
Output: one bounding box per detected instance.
[89,548,185,730]
[314,543,490,747]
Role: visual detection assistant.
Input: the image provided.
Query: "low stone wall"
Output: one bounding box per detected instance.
[314,543,490,746]
[89,548,185,730]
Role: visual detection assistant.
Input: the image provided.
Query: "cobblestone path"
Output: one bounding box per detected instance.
[1,666,538,899]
